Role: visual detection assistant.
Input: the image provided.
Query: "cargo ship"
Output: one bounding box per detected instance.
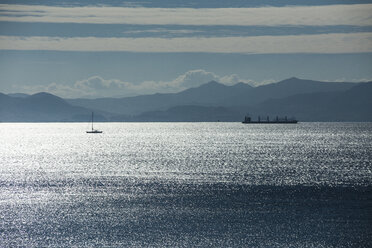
[242,115,298,124]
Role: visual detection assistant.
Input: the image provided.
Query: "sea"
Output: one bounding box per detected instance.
[0,122,371,247]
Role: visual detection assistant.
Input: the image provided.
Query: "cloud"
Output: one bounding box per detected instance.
[171,70,220,88]
[12,70,273,98]
[169,70,275,87]
[14,76,132,98]
[74,76,131,91]
[12,70,369,98]
[65,76,134,98]
[1,33,371,53]
[0,4,371,26]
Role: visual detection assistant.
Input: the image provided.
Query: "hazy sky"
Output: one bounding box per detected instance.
[0,0,371,98]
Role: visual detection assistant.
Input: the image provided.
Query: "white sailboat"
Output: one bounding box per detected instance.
[86,112,103,133]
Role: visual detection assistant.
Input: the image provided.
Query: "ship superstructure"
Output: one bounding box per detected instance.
[242,115,298,124]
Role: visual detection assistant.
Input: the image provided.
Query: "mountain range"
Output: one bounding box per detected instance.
[1,77,371,122]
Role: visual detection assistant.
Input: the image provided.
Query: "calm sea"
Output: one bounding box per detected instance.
[0,122,371,247]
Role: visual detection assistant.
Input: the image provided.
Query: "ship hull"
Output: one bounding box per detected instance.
[242,121,298,124]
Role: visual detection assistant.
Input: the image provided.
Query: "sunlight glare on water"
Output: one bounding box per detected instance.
[0,122,371,247]
[1,122,371,185]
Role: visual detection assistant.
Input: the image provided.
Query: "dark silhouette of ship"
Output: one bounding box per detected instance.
[242,115,298,124]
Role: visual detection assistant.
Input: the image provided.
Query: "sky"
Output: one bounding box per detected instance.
[0,0,371,98]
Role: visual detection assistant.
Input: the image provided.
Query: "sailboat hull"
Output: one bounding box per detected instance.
[86,130,103,133]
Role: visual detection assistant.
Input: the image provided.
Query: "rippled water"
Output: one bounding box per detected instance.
[0,122,371,247]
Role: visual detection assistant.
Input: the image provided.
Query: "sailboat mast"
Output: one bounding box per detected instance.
[86,111,102,133]
[91,112,94,131]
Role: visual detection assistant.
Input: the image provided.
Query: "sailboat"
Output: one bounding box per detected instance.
[86,112,103,133]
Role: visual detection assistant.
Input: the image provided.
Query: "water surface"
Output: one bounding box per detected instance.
[0,122,371,247]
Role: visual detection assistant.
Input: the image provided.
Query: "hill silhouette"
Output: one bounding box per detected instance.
[250,81,372,121]
[1,78,371,122]
[67,78,355,115]
[0,92,104,122]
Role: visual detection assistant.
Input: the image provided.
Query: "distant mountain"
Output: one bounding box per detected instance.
[67,81,249,115]
[256,77,354,97]
[2,78,370,122]
[7,93,29,98]
[67,78,355,115]
[0,92,103,122]
[128,81,372,122]
[243,81,372,121]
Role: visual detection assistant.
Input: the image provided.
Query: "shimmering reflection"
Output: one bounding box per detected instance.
[0,122,371,247]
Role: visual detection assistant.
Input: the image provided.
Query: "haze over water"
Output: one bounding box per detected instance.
[1,122,371,247]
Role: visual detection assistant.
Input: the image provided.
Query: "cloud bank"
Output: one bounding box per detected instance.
[12,70,273,98]
[1,33,371,53]
[11,70,370,98]
[1,4,371,54]
[1,4,371,26]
